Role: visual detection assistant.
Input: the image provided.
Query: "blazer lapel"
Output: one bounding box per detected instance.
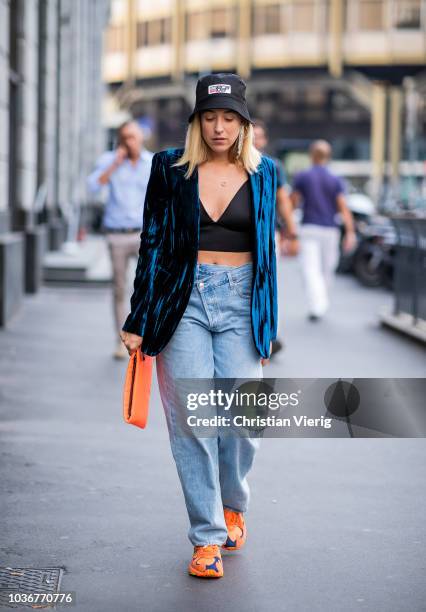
[249,162,264,276]
[176,164,199,249]
[249,166,261,225]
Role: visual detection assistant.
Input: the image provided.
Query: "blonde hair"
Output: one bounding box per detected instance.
[173,113,261,179]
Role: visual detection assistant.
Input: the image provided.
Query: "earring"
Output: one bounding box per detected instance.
[237,127,244,157]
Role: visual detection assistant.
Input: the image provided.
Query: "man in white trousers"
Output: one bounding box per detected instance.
[288,140,356,321]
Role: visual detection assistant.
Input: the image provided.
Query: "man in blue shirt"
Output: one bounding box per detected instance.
[87,120,153,358]
[289,140,356,321]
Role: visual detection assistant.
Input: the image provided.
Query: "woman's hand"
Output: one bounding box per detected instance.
[261,341,273,366]
[120,331,143,356]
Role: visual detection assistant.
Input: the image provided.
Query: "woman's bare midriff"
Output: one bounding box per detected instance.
[197,250,253,266]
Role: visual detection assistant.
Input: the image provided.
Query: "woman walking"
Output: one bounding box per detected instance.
[120,73,278,578]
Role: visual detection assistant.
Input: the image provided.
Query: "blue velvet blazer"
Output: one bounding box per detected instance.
[122,147,278,359]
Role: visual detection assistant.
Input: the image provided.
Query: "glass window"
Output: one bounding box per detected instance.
[147,19,162,45]
[136,21,148,47]
[161,17,172,43]
[253,4,281,35]
[106,24,125,53]
[186,11,209,40]
[186,8,234,40]
[358,0,384,30]
[292,1,316,32]
[137,18,171,47]
[393,0,421,29]
[281,3,292,34]
[211,7,235,38]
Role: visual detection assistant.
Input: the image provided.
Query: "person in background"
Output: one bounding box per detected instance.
[253,118,292,355]
[87,120,153,359]
[283,140,356,321]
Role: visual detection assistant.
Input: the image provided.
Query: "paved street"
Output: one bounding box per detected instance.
[1,255,425,612]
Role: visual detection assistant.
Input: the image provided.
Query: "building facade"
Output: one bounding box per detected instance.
[102,0,426,204]
[0,0,110,326]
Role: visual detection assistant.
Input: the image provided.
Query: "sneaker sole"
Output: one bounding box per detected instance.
[221,542,245,551]
[221,532,246,551]
[188,566,223,578]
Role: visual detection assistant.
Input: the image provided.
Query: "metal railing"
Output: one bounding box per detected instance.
[391,214,426,324]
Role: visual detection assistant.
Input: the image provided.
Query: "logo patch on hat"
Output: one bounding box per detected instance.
[208,84,231,95]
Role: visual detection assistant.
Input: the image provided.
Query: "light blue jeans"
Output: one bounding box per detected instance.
[156,262,263,546]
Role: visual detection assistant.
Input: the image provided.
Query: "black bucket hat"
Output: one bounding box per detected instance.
[188,73,253,124]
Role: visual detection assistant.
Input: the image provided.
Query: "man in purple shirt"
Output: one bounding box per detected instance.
[289,140,356,321]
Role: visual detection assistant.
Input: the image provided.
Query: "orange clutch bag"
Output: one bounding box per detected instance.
[123,349,154,429]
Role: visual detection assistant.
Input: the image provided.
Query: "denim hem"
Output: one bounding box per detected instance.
[223,503,245,513]
[191,541,227,547]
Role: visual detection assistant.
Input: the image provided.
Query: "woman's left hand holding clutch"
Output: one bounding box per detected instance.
[120,331,143,356]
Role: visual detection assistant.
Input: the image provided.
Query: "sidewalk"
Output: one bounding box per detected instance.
[273,256,425,377]
[0,259,425,611]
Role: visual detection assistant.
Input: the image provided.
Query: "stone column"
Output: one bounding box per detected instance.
[371,81,387,204]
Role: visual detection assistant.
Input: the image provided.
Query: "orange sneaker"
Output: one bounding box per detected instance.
[222,508,246,551]
[188,544,224,578]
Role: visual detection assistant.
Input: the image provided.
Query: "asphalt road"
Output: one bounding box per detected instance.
[1,257,425,612]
